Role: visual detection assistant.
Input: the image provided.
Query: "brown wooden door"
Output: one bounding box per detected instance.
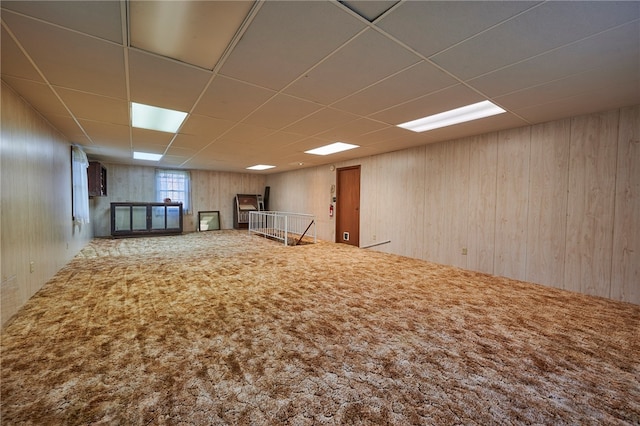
[336,165,360,247]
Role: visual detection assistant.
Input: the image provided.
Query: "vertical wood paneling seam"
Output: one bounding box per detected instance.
[466,138,472,271]
[608,108,622,299]
[491,133,500,276]
[559,121,570,292]
[563,119,575,291]
[524,126,532,281]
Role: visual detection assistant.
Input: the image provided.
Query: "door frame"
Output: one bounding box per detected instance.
[335,165,361,247]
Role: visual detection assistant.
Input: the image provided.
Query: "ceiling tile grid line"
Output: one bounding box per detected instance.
[353,10,534,125]
[123,2,264,165]
[175,4,370,167]
[209,1,264,75]
[182,19,372,166]
[2,0,639,173]
[466,18,640,91]
[423,1,546,59]
[1,7,123,48]
[0,17,96,146]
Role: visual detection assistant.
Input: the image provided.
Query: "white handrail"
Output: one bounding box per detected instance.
[249,211,316,246]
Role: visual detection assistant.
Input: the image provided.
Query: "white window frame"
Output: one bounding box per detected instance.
[156,169,191,213]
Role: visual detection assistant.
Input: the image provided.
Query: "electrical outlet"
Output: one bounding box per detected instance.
[372,234,376,241]
[461,248,468,255]
[29,261,35,273]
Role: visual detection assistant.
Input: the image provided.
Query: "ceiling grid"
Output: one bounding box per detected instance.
[1,0,638,172]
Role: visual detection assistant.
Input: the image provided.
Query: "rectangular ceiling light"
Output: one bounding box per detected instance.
[131,102,188,133]
[133,151,163,161]
[246,164,276,171]
[305,142,359,156]
[397,100,506,133]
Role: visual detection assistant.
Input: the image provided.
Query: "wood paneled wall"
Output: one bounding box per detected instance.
[266,105,640,305]
[1,82,92,327]
[90,166,266,236]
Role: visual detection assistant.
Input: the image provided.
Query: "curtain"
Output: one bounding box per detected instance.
[71,146,90,224]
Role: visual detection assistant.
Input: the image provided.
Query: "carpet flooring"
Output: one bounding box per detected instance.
[1,230,639,425]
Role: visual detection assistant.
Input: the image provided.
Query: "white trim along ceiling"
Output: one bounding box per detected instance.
[2,1,639,173]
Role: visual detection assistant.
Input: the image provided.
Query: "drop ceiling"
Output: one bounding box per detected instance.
[2,0,639,173]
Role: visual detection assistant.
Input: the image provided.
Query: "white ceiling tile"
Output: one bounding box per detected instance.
[252,131,306,149]
[130,1,254,70]
[1,26,43,82]
[332,61,458,116]
[2,11,126,98]
[197,140,263,164]
[496,59,640,111]
[470,20,640,98]
[2,0,637,174]
[219,1,366,90]
[1,77,68,116]
[284,28,420,104]
[45,114,90,144]
[221,124,274,144]
[432,1,640,80]
[183,158,238,173]
[349,125,414,146]
[132,128,174,150]
[513,80,640,124]
[128,49,212,111]
[366,136,434,153]
[282,108,359,136]
[243,94,323,130]
[180,114,235,141]
[376,1,538,57]
[79,120,130,148]
[56,88,129,125]
[1,0,123,43]
[166,144,199,157]
[193,76,275,121]
[81,145,132,164]
[159,155,191,167]
[371,84,485,126]
[314,118,388,141]
[171,134,213,152]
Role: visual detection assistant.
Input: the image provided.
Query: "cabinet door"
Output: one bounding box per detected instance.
[88,162,107,196]
[166,205,181,229]
[132,206,148,231]
[113,205,131,232]
[151,205,166,230]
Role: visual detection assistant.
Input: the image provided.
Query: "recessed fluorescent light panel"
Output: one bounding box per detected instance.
[246,164,276,171]
[133,151,163,161]
[397,100,506,133]
[305,142,359,156]
[131,102,188,133]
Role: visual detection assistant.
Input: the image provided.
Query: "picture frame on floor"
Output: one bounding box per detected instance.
[198,211,220,231]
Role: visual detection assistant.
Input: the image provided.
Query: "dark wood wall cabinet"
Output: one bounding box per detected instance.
[88,161,107,197]
[111,202,183,237]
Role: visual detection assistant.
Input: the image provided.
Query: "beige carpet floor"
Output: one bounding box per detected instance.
[1,230,639,425]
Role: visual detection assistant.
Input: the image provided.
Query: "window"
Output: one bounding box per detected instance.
[71,146,90,224]
[156,169,191,213]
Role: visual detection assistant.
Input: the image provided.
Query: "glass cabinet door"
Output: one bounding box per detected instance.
[111,203,182,236]
[151,205,166,230]
[114,206,131,231]
[166,206,181,229]
[132,206,148,231]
